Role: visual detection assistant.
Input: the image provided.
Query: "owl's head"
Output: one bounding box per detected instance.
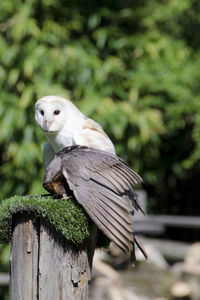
[35,95,83,133]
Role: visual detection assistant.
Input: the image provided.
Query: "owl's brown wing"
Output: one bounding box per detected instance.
[58,146,146,256]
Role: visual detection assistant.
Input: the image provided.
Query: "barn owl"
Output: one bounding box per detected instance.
[35,95,144,213]
[35,95,115,169]
[35,95,147,260]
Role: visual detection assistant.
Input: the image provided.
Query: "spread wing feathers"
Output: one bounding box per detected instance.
[61,147,144,215]
[57,146,143,185]
[61,147,143,188]
[59,147,144,253]
[67,177,134,253]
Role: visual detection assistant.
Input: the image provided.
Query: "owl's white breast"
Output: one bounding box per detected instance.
[44,119,84,152]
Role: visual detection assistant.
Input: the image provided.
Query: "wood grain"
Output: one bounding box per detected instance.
[10,215,98,300]
[10,216,39,300]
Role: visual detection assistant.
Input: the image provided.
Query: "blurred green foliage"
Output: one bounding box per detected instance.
[0,0,200,216]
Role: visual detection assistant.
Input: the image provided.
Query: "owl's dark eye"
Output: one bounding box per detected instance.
[54,110,60,115]
[40,110,44,116]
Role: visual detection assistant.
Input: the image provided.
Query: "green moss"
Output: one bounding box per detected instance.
[0,195,110,248]
[0,195,92,246]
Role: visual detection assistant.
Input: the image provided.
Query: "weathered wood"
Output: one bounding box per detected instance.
[135,215,200,229]
[10,215,98,300]
[134,214,200,235]
[10,217,39,300]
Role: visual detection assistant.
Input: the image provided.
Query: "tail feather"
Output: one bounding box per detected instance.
[134,234,149,261]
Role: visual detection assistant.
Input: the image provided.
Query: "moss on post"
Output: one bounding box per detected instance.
[0,196,92,245]
[0,195,109,247]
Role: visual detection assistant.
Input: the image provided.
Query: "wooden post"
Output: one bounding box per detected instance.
[10,215,98,300]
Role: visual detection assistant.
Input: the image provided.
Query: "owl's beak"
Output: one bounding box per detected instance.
[44,120,53,131]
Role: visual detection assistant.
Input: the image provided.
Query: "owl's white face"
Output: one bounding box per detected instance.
[35,100,68,133]
[35,95,85,134]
